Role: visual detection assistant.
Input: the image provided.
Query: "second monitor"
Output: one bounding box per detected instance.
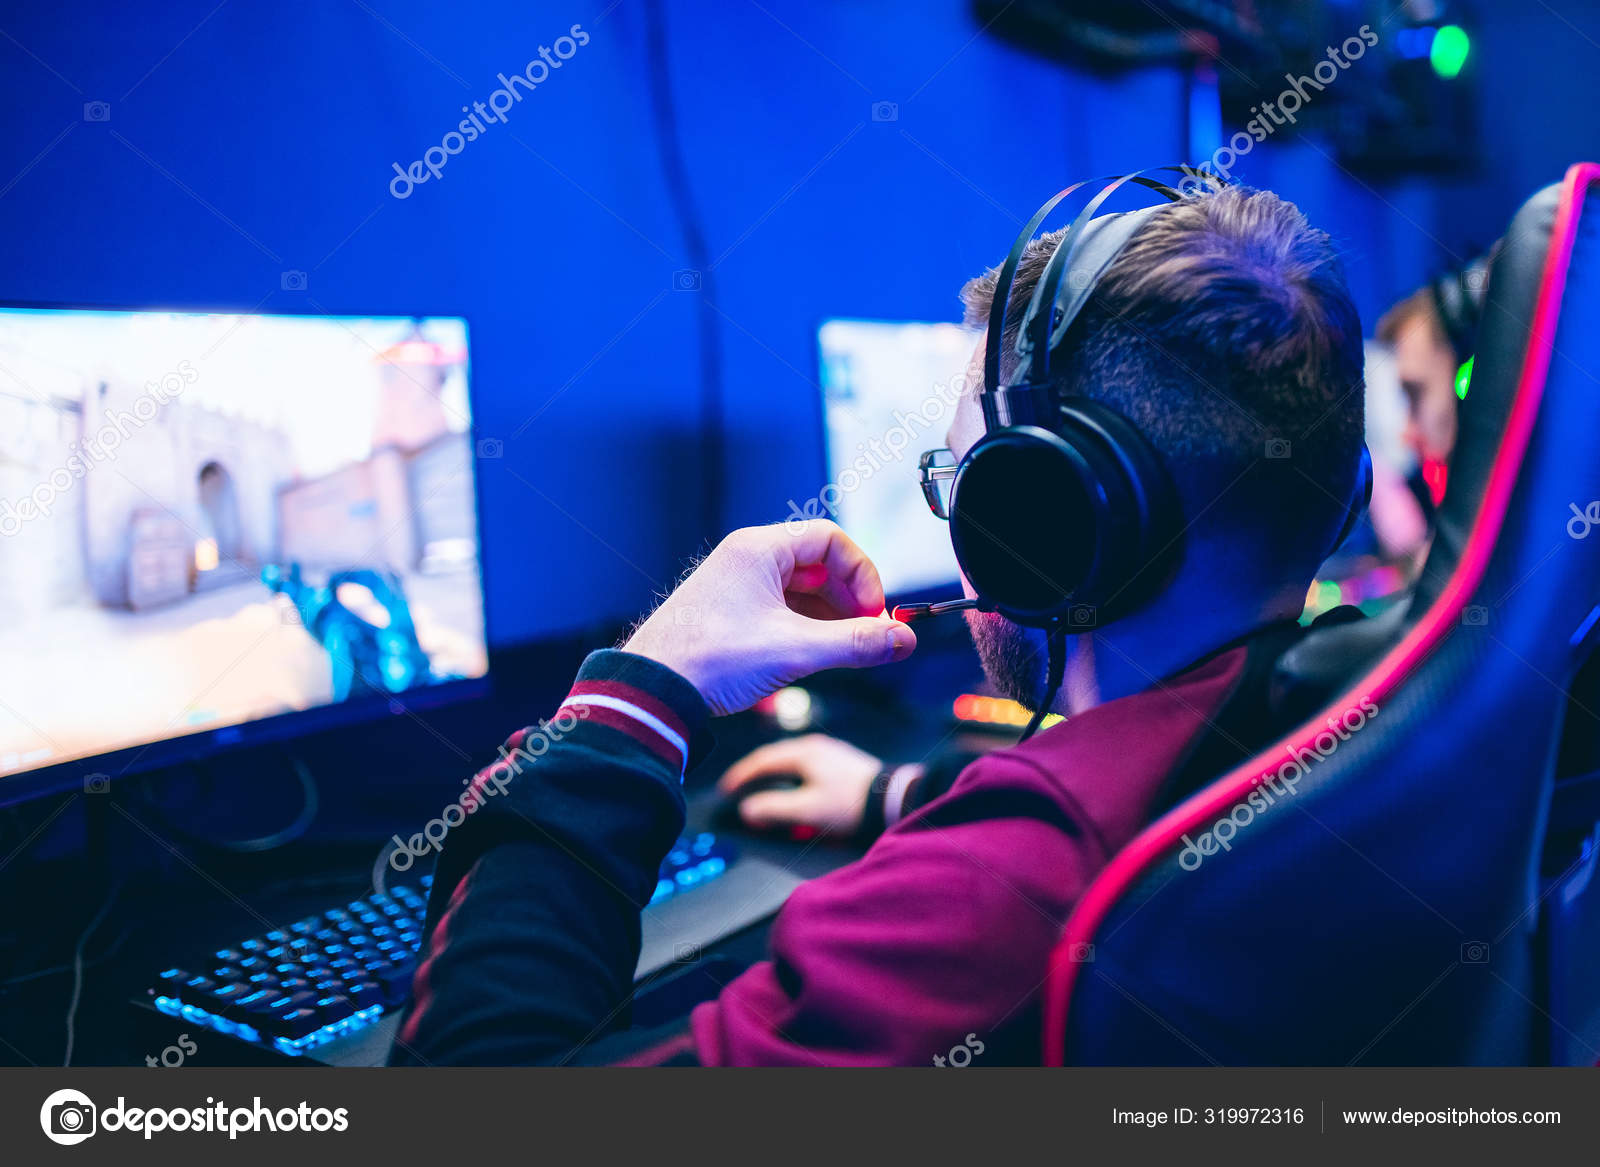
[816,318,974,599]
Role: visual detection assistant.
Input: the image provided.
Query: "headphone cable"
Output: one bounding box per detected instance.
[1021,623,1068,741]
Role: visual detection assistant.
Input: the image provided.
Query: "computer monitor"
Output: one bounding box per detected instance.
[815,318,974,598]
[0,305,489,804]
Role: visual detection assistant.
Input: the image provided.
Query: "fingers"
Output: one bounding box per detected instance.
[773,521,887,619]
[718,737,821,794]
[738,787,820,830]
[784,613,916,675]
[786,591,862,622]
[788,563,828,592]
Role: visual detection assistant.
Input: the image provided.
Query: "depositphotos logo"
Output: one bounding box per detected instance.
[41,1089,96,1146]
[39,1088,349,1143]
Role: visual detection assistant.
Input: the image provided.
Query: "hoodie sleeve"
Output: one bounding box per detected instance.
[388,648,709,1065]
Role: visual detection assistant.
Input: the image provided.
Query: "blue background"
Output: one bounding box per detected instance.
[1,0,1596,646]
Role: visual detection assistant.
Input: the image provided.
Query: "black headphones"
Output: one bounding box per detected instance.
[947,167,1372,636]
[1430,254,1490,363]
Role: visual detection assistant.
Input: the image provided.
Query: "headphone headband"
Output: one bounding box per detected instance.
[1021,174,1184,384]
[981,168,1192,418]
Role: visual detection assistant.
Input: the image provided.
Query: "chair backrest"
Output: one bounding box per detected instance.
[1044,163,1600,1066]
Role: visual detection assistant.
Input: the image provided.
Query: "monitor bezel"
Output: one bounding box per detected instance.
[0,299,495,808]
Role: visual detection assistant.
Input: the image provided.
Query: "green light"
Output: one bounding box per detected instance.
[1431,24,1470,79]
[1455,354,1474,400]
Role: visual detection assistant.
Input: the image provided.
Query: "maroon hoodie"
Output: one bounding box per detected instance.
[391,638,1265,1067]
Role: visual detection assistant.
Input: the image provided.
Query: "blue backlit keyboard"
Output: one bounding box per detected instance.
[145,833,738,1058]
[148,876,433,1058]
[650,831,737,905]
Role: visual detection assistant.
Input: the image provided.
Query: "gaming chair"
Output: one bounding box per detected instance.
[1043,162,1600,1066]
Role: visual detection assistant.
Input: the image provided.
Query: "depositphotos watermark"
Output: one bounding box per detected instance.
[1177,697,1378,870]
[1567,501,1600,539]
[1177,24,1377,192]
[40,1088,348,1144]
[389,24,590,199]
[786,371,969,529]
[388,704,591,870]
[932,1032,986,1067]
[145,1033,196,1068]
[0,360,197,537]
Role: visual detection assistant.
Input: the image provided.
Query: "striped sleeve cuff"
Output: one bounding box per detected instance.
[880,763,923,827]
[557,649,713,779]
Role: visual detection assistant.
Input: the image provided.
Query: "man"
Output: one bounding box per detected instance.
[1374,256,1489,503]
[389,182,1365,1066]
[1380,283,1465,481]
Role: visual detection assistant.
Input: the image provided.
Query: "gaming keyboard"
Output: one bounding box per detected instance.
[143,832,743,1059]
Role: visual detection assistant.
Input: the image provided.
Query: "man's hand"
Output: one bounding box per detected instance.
[719,734,915,835]
[622,520,916,716]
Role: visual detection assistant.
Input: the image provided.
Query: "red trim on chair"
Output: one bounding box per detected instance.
[1042,162,1600,1066]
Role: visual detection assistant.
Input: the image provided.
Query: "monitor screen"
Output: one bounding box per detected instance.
[816,318,973,597]
[0,307,488,789]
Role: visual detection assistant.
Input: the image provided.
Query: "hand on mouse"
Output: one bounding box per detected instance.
[719,733,919,835]
[623,520,916,717]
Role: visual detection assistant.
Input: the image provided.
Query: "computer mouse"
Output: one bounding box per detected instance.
[712,772,804,831]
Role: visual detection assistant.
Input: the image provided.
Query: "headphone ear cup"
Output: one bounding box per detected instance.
[1057,401,1182,606]
[947,405,1182,628]
[949,427,1102,625]
[1328,445,1374,555]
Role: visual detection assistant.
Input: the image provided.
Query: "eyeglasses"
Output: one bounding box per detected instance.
[918,448,958,520]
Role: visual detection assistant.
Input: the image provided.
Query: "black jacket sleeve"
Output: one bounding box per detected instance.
[387,649,710,1066]
[857,748,985,840]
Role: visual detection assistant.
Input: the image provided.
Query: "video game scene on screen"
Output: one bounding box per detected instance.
[0,310,487,776]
